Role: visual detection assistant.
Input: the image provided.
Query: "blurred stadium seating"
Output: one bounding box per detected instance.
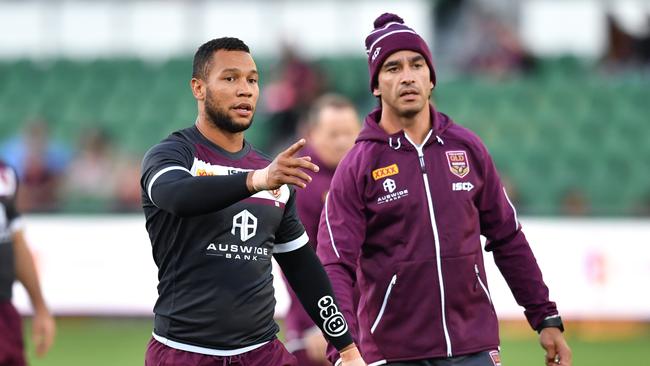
[1,57,648,215]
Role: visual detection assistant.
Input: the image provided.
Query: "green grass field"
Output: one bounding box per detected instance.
[22,318,650,366]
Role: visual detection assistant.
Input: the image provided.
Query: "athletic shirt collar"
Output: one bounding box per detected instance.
[190,125,252,161]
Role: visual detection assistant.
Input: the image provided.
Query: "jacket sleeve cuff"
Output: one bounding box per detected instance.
[536,314,564,333]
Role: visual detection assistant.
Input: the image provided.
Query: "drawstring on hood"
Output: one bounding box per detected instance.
[356,104,452,151]
[389,137,402,150]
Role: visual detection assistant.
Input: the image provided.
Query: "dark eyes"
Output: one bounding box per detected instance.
[223,76,257,84]
[386,63,423,73]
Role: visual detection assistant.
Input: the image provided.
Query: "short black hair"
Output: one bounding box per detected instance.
[192,37,250,80]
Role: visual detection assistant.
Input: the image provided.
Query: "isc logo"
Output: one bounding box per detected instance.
[318,296,348,337]
[452,182,474,192]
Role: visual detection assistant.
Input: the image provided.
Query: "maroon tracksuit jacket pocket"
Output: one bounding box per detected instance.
[443,253,500,355]
[363,259,447,360]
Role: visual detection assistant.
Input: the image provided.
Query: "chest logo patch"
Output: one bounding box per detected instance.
[445,151,470,178]
[231,209,257,242]
[377,178,409,205]
[383,178,396,193]
[372,163,399,180]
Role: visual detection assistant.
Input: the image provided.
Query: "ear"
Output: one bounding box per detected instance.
[430,81,434,90]
[191,78,205,100]
[372,87,381,97]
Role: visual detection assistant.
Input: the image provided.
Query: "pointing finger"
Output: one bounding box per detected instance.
[281,139,306,157]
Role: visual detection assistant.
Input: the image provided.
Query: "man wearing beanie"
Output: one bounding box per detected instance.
[317,13,572,366]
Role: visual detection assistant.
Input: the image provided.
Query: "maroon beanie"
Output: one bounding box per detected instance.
[365,13,436,91]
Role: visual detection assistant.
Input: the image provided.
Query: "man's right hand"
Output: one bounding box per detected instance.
[339,344,367,366]
[32,307,56,357]
[540,327,572,366]
[248,138,319,192]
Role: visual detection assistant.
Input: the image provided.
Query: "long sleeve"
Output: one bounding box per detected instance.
[477,142,558,330]
[275,244,354,351]
[140,140,254,216]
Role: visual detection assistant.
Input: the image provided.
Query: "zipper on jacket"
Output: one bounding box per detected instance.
[404,131,453,357]
[370,274,397,334]
[418,155,426,173]
[475,264,492,305]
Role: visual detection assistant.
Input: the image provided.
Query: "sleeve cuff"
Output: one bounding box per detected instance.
[274,232,309,253]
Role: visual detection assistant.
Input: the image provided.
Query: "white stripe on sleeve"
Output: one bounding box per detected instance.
[273,232,309,253]
[503,187,519,231]
[147,166,191,206]
[324,193,341,258]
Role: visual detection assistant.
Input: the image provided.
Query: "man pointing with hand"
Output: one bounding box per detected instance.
[140,37,364,366]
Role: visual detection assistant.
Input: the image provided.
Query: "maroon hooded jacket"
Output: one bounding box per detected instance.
[317,105,558,365]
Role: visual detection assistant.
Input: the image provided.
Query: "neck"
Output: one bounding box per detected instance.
[195,112,245,153]
[378,104,431,145]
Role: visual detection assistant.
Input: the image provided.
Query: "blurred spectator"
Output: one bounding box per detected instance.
[463,8,534,77]
[435,0,534,77]
[262,43,326,153]
[603,13,650,66]
[0,119,70,212]
[61,127,143,213]
[61,127,117,212]
[112,158,143,213]
[560,188,590,216]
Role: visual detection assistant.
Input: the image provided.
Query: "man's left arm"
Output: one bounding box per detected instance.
[476,143,571,365]
[4,165,55,358]
[273,189,364,365]
[275,245,362,361]
[13,229,56,358]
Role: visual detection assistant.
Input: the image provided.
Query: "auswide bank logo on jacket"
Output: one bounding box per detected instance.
[317,105,557,365]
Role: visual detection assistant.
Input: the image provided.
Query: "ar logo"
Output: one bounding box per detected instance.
[383,178,396,193]
[231,209,257,242]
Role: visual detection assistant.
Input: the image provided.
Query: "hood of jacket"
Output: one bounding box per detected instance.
[356,103,454,151]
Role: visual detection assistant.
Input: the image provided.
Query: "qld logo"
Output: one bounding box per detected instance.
[231,209,257,242]
[318,296,348,337]
[445,151,470,178]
